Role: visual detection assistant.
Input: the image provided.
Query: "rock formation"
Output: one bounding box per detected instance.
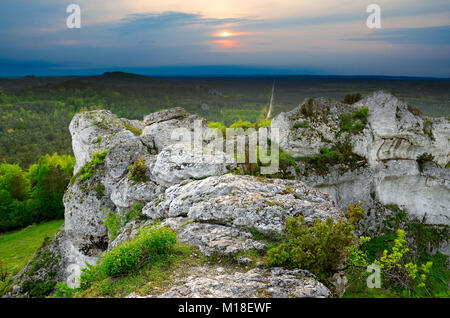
[272,91,449,232]
[9,90,449,297]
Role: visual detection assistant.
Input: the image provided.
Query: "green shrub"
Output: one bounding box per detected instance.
[103,204,146,240]
[208,121,227,135]
[339,107,369,134]
[255,119,272,129]
[352,107,369,124]
[124,122,142,136]
[21,280,57,298]
[300,99,314,117]
[342,93,362,104]
[416,153,434,172]
[79,262,104,290]
[100,226,177,277]
[128,158,148,183]
[52,283,77,298]
[296,142,366,176]
[266,216,355,279]
[347,205,450,298]
[293,121,309,129]
[229,119,254,130]
[278,151,299,174]
[124,203,145,223]
[407,104,422,117]
[101,239,143,277]
[209,119,271,138]
[74,150,108,184]
[103,210,123,240]
[345,202,366,226]
[348,230,438,297]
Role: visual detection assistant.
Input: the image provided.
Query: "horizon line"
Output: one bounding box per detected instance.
[1,70,449,81]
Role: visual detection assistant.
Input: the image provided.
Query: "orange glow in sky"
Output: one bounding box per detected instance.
[212,30,252,38]
[211,39,240,48]
[218,31,233,37]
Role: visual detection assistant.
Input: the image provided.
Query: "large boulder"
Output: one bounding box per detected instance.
[161,217,267,256]
[155,267,330,298]
[151,143,236,187]
[141,109,216,153]
[144,174,342,235]
[69,110,143,174]
[271,91,450,229]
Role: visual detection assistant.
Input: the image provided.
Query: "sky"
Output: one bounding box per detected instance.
[0,0,449,77]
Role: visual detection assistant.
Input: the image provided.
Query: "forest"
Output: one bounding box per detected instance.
[0,153,74,232]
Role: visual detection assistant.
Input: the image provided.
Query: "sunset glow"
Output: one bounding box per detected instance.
[218,31,232,37]
[0,0,448,76]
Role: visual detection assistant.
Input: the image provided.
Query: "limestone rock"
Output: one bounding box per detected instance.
[152,143,236,187]
[143,107,188,126]
[142,111,215,152]
[158,267,329,298]
[145,174,342,235]
[271,91,450,230]
[110,177,163,212]
[161,218,266,256]
[70,110,142,174]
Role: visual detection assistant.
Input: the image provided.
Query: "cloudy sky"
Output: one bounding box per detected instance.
[0,0,449,77]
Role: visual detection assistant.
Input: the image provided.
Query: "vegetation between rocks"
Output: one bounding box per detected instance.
[266,216,355,281]
[344,205,450,298]
[128,158,148,183]
[103,204,146,240]
[339,107,369,134]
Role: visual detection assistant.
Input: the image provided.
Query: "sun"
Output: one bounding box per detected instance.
[218,31,233,37]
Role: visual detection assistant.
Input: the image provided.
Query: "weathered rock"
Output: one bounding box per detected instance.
[63,177,113,258]
[271,91,450,231]
[271,97,346,157]
[110,177,163,212]
[152,143,236,187]
[143,107,188,126]
[144,174,342,235]
[142,111,215,152]
[158,267,329,298]
[7,228,67,297]
[161,218,266,256]
[70,110,144,174]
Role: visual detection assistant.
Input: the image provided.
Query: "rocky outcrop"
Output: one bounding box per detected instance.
[151,144,235,187]
[11,106,342,297]
[144,174,341,235]
[156,267,330,298]
[272,91,450,230]
[11,91,449,297]
[161,217,267,257]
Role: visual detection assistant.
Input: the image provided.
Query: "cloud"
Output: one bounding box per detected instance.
[113,11,250,33]
[345,25,450,46]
